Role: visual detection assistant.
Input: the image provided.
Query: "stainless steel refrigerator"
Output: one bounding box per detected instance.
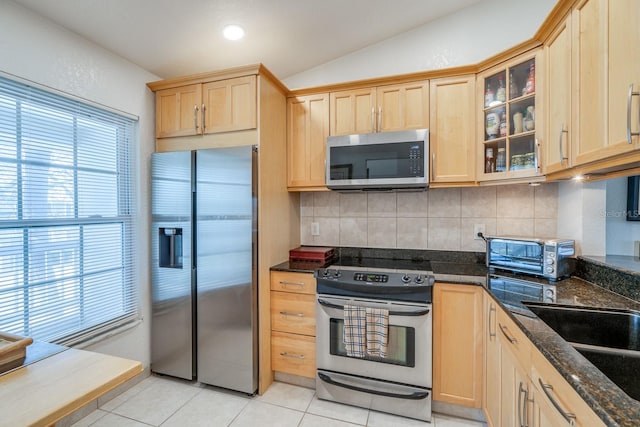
[151,145,257,394]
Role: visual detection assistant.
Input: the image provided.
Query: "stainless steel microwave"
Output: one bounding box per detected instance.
[325,129,429,190]
[486,236,575,280]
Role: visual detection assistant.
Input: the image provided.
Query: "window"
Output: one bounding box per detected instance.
[0,75,138,344]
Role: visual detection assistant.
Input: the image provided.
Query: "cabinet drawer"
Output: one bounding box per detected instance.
[271,331,316,378]
[496,307,531,369]
[271,271,316,294]
[531,347,605,427]
[271,291,315,335]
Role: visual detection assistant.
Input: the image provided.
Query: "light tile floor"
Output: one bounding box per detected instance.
[72,375,487,427]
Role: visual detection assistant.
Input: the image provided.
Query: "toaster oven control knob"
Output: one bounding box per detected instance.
[333,270,341,278]
[546,266,554,274]
[401,274,411,284]
[546,258,554,265]
[414,274,425,284]
[545,289,555,299]
[322,269,329,278]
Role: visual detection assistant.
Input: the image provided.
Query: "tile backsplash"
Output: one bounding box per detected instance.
[300,183,558,252]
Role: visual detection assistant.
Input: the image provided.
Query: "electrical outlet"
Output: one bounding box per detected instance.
[473,223,485,240]
[311,222,320,236]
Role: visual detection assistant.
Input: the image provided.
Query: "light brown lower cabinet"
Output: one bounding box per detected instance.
[482,291,605,427]
[433,282,483,408]
[271,331,316,378]
[269,271,316,379]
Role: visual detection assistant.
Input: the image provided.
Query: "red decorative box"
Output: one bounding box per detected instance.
[289,246,335,269]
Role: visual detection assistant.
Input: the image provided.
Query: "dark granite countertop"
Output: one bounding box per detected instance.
[494,277,640,427]
[271,260,315,274]
[270,256,640,426]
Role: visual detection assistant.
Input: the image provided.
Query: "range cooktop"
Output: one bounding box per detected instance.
[329,256,433,273]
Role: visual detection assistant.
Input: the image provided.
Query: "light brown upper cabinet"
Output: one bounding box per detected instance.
[477,50,544,182]
[571,0,640,166]
[376,81,430,132]
[543,14,572,175]
[287,94,329,190]
[329,81,429,135]
[429,76,476,184]
[154,75,256,138]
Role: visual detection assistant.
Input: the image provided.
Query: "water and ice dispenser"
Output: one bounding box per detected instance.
[159,227,183,268]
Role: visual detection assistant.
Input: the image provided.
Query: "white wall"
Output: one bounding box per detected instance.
[0,1,158,367]
[605,177,640,256]
[557,180,607,256]
[283,0,557,89]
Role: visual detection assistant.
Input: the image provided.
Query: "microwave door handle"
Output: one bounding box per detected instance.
[317,298,430,317]
[317,372,430,400]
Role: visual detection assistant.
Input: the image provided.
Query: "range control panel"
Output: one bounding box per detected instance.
[353,272,389,283]
[315,268,435,303]
[316,268,434,287]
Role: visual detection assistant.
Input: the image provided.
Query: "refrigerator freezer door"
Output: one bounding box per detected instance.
[196,146,257,394]
[151,151,194,380]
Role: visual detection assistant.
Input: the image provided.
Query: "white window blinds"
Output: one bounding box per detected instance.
[0,75,138,344]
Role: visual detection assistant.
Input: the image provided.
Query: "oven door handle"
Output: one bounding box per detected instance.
[317,298,430,317]
[318,372,429,400]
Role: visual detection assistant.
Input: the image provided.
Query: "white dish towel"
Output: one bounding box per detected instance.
[343,305,367,358]
[365,307,389,358]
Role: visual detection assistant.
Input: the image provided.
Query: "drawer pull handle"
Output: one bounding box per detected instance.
[499,323,517,344]
[279,311,305,317]
[201,103,206,132]
[489,305,496,339]
[559,125,569,165]
[280,352,305,360]
[627,83,640,144]
[371,106,375,133]
[538,378,576,425]
[279,281,305,287]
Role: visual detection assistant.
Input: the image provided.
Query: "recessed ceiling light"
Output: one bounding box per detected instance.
[223,25,244,41]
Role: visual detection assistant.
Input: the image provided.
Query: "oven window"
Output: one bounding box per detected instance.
[329,319,416,367]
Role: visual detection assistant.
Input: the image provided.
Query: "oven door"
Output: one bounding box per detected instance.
[316,294,432,388]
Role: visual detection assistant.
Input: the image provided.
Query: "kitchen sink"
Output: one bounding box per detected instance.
[525,303,640,401]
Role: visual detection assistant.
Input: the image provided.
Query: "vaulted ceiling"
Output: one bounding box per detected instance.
[13,0,483,80]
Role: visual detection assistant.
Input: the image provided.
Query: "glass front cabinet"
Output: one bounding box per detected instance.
[477,50,544,182]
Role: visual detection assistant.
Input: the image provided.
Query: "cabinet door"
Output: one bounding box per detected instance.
[607,0,640,148]
[433,283,483,408]
[430,76,476,183]
[155,84,202,138]
[329,88,375,135]
[531,348,606,427]
[478,51,543,182]
[376,81,429,132]
[484,296,501,427]
[530,380,573,427]
[287,94,329,190]
[499,336,530,427]
[544,15,572,174]
[202,75,256,134]
[572,0,607,165]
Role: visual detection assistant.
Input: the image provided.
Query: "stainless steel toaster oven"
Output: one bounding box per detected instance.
[486,236,575,280]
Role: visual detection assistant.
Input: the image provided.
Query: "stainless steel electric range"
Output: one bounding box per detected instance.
[314,260,436,422]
